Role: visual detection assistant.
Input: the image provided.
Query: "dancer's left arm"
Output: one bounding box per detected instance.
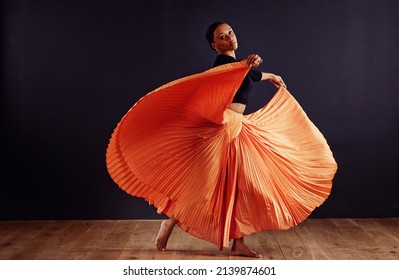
[260,72,286,88]
[244,53,287,88]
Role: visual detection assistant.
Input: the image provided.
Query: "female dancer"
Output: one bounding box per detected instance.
[106,22,337,258]
[155,22,287,258]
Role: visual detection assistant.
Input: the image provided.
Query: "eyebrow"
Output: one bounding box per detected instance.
[217,28,232,37]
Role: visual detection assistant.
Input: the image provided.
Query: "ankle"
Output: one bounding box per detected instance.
[233,237,244,245]
[164,218,177,227]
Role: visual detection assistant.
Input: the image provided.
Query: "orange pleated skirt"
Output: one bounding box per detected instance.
[106,61,338,250]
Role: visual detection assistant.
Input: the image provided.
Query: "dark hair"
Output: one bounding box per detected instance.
[205,21,226,50]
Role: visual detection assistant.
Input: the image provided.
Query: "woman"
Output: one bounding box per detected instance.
[155,22,287,258]
[106,21,337,258]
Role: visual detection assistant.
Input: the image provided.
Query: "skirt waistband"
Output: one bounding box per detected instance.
[223,108,243,140]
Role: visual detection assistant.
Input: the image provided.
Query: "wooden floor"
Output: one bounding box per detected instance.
[0,218,398,260]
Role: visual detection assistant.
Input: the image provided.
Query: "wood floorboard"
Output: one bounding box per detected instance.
[273,227,312,260]
[0,218,398,260]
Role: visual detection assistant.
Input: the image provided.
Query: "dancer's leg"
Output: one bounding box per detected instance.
[155,218,177,251]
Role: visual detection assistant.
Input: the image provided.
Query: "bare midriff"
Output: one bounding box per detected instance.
[228,102,246,114]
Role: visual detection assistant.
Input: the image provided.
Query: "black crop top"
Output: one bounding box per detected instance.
[213,54,262,105]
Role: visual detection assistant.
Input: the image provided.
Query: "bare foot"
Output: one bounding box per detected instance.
[155,218,177,251]
[231,237,262,258]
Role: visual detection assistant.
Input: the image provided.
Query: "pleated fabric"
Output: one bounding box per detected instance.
[106,61,338,250]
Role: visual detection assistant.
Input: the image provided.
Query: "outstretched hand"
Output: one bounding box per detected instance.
[268,74,287,88]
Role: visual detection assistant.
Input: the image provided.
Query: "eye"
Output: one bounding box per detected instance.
[229,30,234,35]
[219,35,225,40]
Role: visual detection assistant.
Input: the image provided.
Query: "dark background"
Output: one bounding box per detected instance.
[1,0,398,220]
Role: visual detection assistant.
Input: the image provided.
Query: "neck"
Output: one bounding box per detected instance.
[218,50,236,58]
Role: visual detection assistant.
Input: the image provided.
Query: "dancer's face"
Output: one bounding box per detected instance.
[212,23,238,53]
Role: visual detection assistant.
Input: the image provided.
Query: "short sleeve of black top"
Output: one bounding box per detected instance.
[213,54,262,105]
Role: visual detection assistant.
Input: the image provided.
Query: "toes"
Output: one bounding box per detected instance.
[156,243,165,251]
[155,239,166,251]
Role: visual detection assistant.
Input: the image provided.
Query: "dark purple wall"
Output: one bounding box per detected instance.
[1,0,398,220]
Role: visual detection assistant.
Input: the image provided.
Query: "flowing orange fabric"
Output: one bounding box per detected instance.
[106,61,338,250]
